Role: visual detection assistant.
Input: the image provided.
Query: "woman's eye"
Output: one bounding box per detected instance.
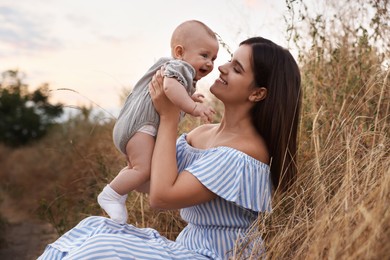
[232,64,240,73]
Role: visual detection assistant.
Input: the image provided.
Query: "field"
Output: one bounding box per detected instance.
[0,1,389,259]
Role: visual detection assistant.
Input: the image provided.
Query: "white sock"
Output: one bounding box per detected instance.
[97,184,128,224]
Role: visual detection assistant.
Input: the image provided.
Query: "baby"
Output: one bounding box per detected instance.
[98,20,219,224]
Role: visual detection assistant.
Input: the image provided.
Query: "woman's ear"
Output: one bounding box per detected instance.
[249,87,267,102]
[173,45,184,59]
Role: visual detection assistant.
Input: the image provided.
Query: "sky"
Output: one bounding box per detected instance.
[0,0,290,118]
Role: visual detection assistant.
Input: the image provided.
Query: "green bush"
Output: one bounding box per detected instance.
[0,70,63,147]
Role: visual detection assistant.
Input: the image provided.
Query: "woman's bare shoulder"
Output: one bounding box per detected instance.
[240,136,270,164]
[224,132,269,165]
[186,124,217,146]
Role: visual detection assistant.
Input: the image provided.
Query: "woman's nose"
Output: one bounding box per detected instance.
[218,64,227,73]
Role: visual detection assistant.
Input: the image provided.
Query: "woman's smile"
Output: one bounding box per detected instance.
[215,76,227,85]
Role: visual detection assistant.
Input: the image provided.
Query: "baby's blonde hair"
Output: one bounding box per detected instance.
[170,20,217,50]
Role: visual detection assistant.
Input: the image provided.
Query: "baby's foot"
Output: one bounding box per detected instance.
[97,185,128,224]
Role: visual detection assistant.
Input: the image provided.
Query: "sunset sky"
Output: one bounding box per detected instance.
[0,0,289,117]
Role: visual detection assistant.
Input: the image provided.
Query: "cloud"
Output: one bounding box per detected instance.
[0,5,61,56]
[65,13,91,29]
[65,13,122,44]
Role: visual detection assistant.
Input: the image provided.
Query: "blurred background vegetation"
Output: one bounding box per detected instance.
[0,70,63,147]
[0,0,389,259]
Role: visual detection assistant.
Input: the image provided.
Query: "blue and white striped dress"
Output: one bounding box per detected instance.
[39,134,272,260]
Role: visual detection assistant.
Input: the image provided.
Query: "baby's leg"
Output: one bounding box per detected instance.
[111,132,155,194]
[98,132,155,224]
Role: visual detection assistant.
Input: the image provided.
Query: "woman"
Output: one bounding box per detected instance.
[39,37,301,260]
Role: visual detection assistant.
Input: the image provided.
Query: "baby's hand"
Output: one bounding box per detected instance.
[191,103,215,123]
[191,93,205,103]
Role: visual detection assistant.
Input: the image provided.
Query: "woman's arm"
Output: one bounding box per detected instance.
[148,70,216,210]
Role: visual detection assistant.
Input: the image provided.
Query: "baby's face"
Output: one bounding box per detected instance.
[181,34,219,81]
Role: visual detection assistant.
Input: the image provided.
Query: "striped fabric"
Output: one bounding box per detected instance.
[176,134,272,259]
[38,134,272,260]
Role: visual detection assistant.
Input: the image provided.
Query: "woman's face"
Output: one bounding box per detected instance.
[210,44,256,104]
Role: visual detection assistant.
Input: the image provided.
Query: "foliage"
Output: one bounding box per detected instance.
[0,70,63,147]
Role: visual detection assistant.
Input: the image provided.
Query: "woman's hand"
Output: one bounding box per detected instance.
[149,67,180,121]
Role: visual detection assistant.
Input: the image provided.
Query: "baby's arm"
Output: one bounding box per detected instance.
[163,77,196,114]
[191,93,205,103]
[163,77,215,122]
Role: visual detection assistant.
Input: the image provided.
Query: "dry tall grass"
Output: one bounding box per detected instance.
[248,69,389,259]
[236,1,390,259]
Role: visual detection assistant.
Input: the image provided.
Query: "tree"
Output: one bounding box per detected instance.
[0,70,63,147]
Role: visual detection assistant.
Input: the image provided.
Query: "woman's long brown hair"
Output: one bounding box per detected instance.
[241,37,302,192]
